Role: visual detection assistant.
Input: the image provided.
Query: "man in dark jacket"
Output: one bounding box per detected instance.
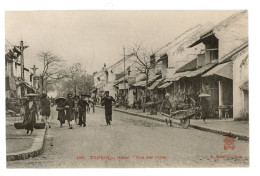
[78,94,88,127]
[40,93,51,128]
[160,93,173,126]
[64,93,75,129]
[101,91,115,125]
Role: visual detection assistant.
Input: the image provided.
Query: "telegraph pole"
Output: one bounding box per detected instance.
[123,46,127,110]
[18,40,29,97]
[30,65,38,89]
[41,56,46,94]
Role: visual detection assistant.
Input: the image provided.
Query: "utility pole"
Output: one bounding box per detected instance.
[41,56,46,94]
[31,65,38,89]
[18,40,29,97]
[123,46,127,110]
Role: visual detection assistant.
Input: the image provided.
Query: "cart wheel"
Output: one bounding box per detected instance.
[180,118,190,129]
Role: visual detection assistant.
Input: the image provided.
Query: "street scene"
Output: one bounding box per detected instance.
[5,10,249,168]
[7,107,249,168]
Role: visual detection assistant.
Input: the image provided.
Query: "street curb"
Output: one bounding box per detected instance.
[96,105,249,142]
[6,126,47,161]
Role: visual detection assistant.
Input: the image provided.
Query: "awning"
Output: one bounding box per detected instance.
[240,81,248,91]
[170,71,191,81]
[132,80,146,87]
[119,83,129,89]
[148,74,161,83]
[158,82,173,89]
[166,64,216,82]
[186,63,216,77]
[188,30,214,48]
[148,78,164,90]
[202,62,233,79]
[114,75,128,85]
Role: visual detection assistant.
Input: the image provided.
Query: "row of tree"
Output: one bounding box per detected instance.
[37,52,94,97]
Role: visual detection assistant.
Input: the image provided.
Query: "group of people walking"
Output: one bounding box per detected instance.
[56,93,96,129]
[22,90,115,134]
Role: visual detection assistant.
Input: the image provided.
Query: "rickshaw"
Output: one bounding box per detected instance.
[163,93,210,129]
[163,108,198,129]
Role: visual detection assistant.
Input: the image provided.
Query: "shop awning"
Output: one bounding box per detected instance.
[202,62,233,79]
[186,63,216,77]
[148,74,161,83]
[158,82,173,89]
[188,30,214,48]
[132,80,146,87]
[114,75,128,85]
[170,71,191,81]
[166,64,216,82]
[148,78,164,90]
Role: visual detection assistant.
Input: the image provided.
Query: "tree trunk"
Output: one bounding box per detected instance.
[74,83,77,95]
[143,74,149,113]
[41,76,44,94]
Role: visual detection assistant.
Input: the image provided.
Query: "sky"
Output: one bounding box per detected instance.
[5,10,238,75]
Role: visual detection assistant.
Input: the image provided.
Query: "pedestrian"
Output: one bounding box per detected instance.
[74,95,80,124]
[92,96,96,113]
[160,93,173,126]
[101,91,115,125]
[199,97,210,123]
[78,94,88,127]
[64,93,75,129]
[86,96,90,113]
[40,93,51,128]
[56,99,66,127]
[160,93,173,115]
[24,95,38,135]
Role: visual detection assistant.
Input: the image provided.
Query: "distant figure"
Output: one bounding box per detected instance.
[78,94,88,127]
[160,93,173,115]
[101,91,115,125]
[92,96,96,113]
[200,98,210,123]
[40,93,51,128]
[56,100,65,127]
[160,93,173,126]
[86,97,90,113]
[24,96,38,135]
[74,95,80,124]
[64,94,75,129]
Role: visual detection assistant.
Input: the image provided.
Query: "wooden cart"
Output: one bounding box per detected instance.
[163,108,198,129]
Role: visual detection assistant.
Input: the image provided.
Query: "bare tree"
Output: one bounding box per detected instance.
[62,63,94,95]
[38,52,66,93]
[127,43,155,113]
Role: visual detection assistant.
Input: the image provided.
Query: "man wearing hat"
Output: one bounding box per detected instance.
[160,93,173,125]
[74,95,80,124]
[101,91,115,125]
[40,93,51,128]
[64,93,75,129]
[78,94,88,127]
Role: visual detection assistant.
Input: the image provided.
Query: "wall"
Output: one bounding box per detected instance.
[214,11,248,61]
[233,49,248,120]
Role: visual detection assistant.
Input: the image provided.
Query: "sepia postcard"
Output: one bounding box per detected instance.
[5,10,249,169]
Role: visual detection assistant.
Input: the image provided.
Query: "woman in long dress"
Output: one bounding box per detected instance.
[64,94,75,129]
[24,96,38,135]
[56,100,65,127]
[74,96,79,124]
